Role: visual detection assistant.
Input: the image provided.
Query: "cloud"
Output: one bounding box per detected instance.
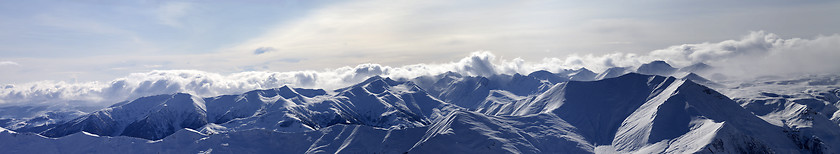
[711,33,840,77]
[456,51,498,76]
[0,61,19,66]
[644,31,840,77]
[0,52,512,108]
[648,31,788,66]
[514,31,840,78]
[0,31,838,109]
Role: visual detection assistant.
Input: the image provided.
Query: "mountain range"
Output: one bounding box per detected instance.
[1,61,839,153]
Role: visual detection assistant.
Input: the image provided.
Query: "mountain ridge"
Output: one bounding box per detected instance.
[3,61,838,153]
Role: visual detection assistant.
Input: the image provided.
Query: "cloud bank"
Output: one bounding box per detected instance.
[1,31,838,108]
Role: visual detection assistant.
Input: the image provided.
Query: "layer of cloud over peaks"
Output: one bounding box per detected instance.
[0,52,513,108]
[649,31,790,66]
[648,31,840,77]
[1,31,838,109]
[539,31,840,77]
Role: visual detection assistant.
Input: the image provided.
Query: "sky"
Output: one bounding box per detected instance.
[0,0,839,108]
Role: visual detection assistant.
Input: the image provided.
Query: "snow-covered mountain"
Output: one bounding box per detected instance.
[568,68,598,81]
[411,71,559,111]
[636,60,678,76]
[595,67,630,80]
[41,93,210,140]
[39,77,458,140]
[2,62,840,153]
[679,63,713,73]
[724,74,840,153]
[0,109,86,133]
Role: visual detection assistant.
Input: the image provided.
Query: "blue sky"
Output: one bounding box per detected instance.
[1,0,838,84]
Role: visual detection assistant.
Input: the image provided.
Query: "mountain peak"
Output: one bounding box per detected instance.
[527,70,567,83]
[276,85,301,99]
[679,63,713,73]
[569,67,597,81]
[362,75,385,82]
[441,71,462,78]
[41,92,209,140]
[596,67,629,80]
[677,72,724,88]
[527,70,553,77]
[359,76,399,87]
[576,67,593,73]
[334,76,398,93]
[636,60,677,76]
[166,93,206,111]
[291,87,328,98]
[649,60,670,65]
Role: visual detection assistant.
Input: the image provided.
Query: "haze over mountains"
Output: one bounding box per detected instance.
[2,59,839,153]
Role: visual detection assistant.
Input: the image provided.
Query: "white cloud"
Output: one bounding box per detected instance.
[520,31,840,77]
[649,31,789,66]
[0,61,19,66]
[710,33,840,77]
[0,51,521,108]
[644,31,840,77]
